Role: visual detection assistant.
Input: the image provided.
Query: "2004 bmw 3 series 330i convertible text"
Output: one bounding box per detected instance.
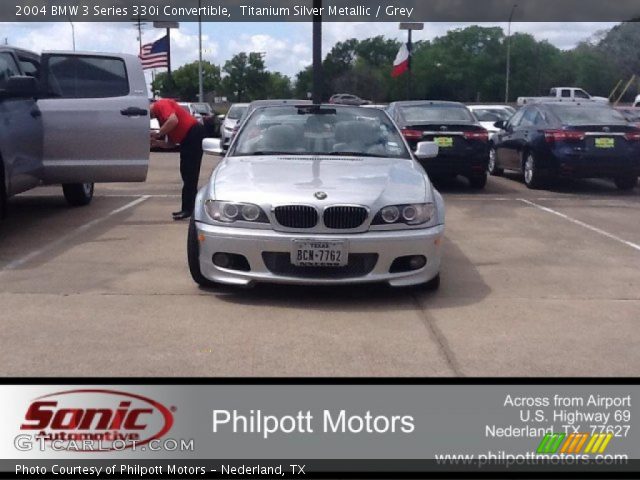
[188,105,445,290]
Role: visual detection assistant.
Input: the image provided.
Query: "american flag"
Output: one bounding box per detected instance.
[139,35,169,70]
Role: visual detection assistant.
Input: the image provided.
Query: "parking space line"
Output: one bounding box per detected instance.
[23,194,180,199]
[1,195,151,272]
[518,198,640,253]
[96,194,181,198]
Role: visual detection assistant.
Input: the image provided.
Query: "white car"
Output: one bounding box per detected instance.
[188,104,445,290]
[220,103,248,148]
[178,102,213,123]
[468,105,516,136]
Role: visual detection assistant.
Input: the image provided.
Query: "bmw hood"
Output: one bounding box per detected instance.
[209,156,431,206]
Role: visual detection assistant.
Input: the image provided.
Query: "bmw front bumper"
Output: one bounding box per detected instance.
[194,222,445,287]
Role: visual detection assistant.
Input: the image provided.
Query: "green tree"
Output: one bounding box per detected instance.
[151,61,220,101]
[355,36,401,66]
[596,22,640,100]
[293,66,312,99]
[265,72,293,98]
[220,52,269,102]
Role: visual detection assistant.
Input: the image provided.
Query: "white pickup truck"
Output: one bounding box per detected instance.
[0,47,149,220]
[517,87,609,106]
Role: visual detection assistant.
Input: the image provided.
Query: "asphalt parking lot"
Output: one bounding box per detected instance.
[1,151,639,377]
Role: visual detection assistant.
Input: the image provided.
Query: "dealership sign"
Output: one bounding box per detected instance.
[19,390,174,452]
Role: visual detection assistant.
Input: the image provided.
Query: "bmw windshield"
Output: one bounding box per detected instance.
[230,105,412,159]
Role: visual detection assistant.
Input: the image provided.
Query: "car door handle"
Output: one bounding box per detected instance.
[120,107,148,117]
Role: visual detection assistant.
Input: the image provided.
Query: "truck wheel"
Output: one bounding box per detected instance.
[614,176,638,191]
[523,153,545,189]
[488,146,503,176]
[62,183,94,207]
[187,217,217,288]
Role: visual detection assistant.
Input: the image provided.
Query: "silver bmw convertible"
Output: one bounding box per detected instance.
[188,104,445,289]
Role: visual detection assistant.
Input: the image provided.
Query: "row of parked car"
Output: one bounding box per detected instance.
[219,96,640,192]
[386,99,640,190]
[379,99,639,191]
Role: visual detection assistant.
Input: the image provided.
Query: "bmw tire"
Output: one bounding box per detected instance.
[419,273,440,292]
[188,217,217,288]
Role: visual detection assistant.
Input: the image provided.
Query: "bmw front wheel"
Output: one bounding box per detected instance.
[187,217,217,288]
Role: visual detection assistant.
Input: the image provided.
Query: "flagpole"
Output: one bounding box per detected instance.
[136,16,144,54]
[399,23,424,100]
[407,29,412,100]
[166,27,173,91]
[198,0,204,103]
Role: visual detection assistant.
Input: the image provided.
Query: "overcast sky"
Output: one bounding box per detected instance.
[3,22,617,78]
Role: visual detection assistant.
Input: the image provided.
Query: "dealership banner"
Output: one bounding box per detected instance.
[0,381,639,478]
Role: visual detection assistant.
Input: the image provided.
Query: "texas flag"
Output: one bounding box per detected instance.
[391,43,410,78]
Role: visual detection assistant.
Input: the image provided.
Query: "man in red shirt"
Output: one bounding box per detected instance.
[150,99,205,220]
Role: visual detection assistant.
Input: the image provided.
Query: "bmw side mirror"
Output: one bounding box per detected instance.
[415,141,439,160]
[203,138,223,156]
[3,76,38,99]
[494,120,506,129]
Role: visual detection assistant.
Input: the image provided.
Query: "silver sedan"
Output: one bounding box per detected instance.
[189,104,445,289]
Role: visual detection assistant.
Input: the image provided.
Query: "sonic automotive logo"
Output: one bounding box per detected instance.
[19,389,174,452]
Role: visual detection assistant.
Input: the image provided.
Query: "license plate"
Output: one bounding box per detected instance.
[595,137,615,149]
[435,136,453,148]
[291,240,348,267]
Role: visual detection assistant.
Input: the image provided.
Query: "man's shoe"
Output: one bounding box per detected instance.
[172,211,192,220]
[172,210,184,217]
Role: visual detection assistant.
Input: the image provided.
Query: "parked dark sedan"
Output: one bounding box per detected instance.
[387,101,490,189]
[491,101,640,190]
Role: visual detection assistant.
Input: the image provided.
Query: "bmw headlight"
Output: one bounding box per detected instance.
[373,203,436,226]
[205,200,268,224]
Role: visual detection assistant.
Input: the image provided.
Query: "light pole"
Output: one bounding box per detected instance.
[505,4,517,103]
[68,18,76,51]
[312,0,323,104]
[399,22,424,100]
[198,0,204,103]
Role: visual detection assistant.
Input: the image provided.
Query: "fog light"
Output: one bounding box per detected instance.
[389,255,427,273]
[212,253,251,272]
[213,253,231,268]
[409,255,427,270]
